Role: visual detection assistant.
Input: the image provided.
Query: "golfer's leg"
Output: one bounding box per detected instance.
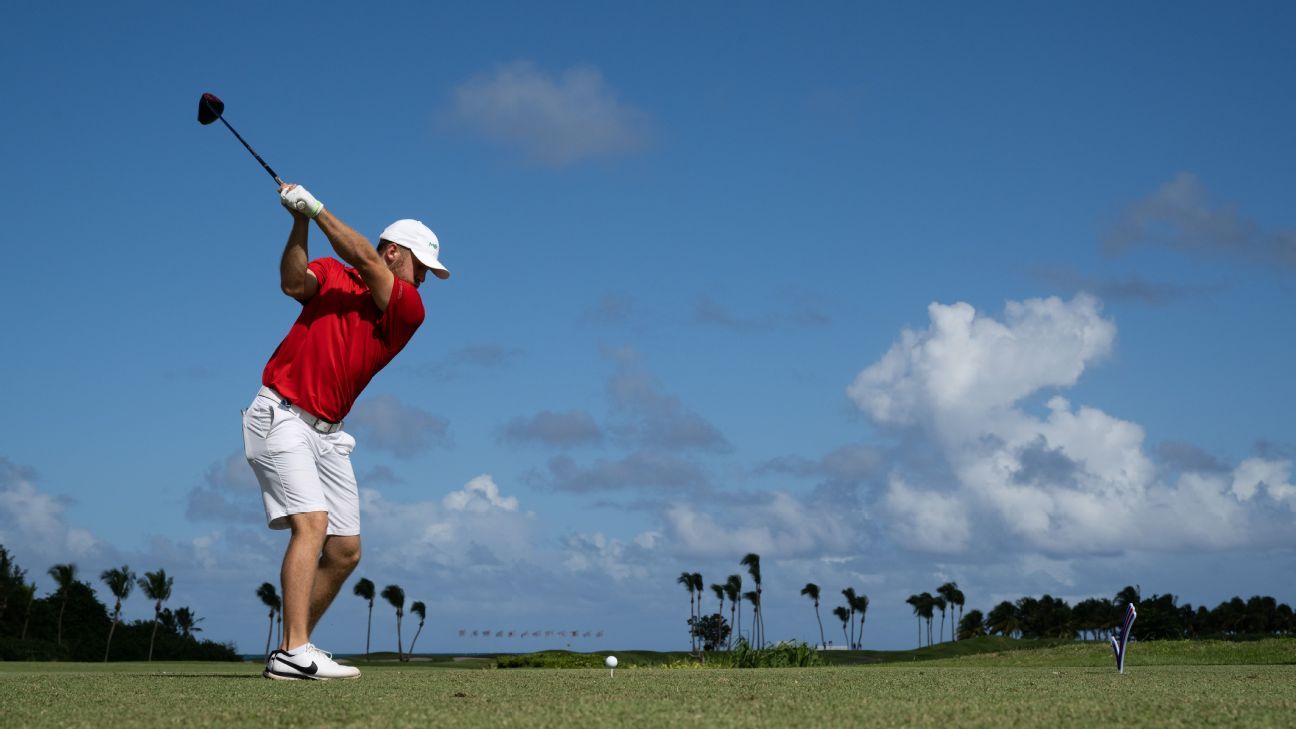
[308,535,361,633]
[280,511,329,651]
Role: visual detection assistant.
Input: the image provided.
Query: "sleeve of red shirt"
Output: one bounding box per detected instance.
[307,258,337,292]
[381,277,426,344]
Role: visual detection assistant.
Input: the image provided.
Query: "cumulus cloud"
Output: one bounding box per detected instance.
[846,295,1293,556]
[1104,172,1296,270]
[347,394,451,458]
[360,474,534,571]
[444,474,520,512]
[561,532,656,581]
[0,457,100,562]
[448,61,649,167]
[500,410,604,449]
[1230,458,1296,504]
[848,294,1115,433]
[661,490,862,559]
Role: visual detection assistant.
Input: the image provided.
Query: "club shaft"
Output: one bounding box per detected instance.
[218,116,283,186]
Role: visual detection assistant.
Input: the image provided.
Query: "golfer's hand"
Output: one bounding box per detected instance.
[279,183,324,219]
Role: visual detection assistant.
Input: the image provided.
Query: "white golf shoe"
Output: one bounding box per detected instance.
[263,644,361,680]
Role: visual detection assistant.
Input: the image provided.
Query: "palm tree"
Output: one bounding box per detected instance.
[0,546,23,618]
[986,600,1020,638]
[99,565,134,662]
[353,578,376,657]
[832,606,850,647]
[852,593,870,649]
[905,594,923,648]
[137,569,174,661]
[937,582,962,642]
[933,595,948,643]
[18,582,36,640]
[918,592,935,646]
[381,584,406,661]
[724,575,742,650]
[174,607,203,639]
[710,583,727,623]
[677,572,696,652]
[47,563,77,650]
[690,572,704,652]
[951,586,965,641]
[408,601,427,660]
[256,582,280,660]
[743,590,760,646]
[842,587,858,649]
[801,583,826,649]
[740,553,763,648]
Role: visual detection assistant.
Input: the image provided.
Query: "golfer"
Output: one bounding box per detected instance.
[242,183,448,680]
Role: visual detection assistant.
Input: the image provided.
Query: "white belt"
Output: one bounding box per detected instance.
[258,386,344,435]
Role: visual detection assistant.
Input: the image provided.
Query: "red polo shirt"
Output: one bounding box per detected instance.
[262,257,424,422]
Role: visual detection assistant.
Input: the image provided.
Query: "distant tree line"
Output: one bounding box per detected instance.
[955,585,1296,643]
[0,545,238,661]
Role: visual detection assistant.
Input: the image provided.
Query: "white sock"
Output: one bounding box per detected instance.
[287,643,310,655]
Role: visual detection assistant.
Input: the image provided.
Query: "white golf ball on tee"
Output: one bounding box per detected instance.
[605,655,618,668]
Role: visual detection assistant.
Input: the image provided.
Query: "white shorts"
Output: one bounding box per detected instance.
[242,389,360,536]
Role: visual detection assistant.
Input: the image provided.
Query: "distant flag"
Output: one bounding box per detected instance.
[508,631,516,638]
[1110,603,1138,673]
[596,631,604,638]
[458,629,466,637]
[583,631,591,638]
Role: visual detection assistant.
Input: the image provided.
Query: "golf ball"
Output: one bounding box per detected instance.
[605,655,618,668]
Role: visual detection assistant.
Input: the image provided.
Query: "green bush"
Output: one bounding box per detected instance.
[495,651,611,669]
[0,637,62,661]
[660,640,823,669]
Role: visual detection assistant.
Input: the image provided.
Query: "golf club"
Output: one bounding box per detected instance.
[197,92,283,186]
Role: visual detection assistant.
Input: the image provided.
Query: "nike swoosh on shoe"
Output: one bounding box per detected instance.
[278,658,319,675]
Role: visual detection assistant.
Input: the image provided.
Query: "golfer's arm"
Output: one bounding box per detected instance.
[280,215,318,301]
[314,209,394,310]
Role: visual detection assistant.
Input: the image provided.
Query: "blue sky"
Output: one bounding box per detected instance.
[2,1,1294,653]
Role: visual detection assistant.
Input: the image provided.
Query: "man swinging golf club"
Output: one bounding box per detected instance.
[242,183,449,680]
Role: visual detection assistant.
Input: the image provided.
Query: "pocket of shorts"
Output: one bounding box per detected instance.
[242,400,276,439]
[331,431,357,457]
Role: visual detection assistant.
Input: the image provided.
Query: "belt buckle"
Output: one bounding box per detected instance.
[313,418,342,435]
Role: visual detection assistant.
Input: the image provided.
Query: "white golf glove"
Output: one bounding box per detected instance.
[280,185,324,218]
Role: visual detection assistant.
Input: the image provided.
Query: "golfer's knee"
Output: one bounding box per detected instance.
[287,511,329,538]
[325,539,362,572]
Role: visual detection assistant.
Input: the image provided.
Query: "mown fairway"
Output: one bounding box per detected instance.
[3,641,1294,728]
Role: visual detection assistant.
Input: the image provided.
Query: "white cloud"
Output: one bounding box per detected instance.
[443,474,519,512]
[882,477,971,553]
[662,491,860,559]
[0,458,100,562]
[1231,458,1296,503]
[449,61,649,167]
[846,295,1292,556]
[848,295,1115,434]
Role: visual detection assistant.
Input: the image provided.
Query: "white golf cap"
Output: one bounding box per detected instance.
[379,219,450,280]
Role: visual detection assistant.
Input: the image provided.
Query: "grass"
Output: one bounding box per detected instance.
[2,640,1293,728]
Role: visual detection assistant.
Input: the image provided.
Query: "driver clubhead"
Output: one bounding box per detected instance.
[197,93,224,125]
